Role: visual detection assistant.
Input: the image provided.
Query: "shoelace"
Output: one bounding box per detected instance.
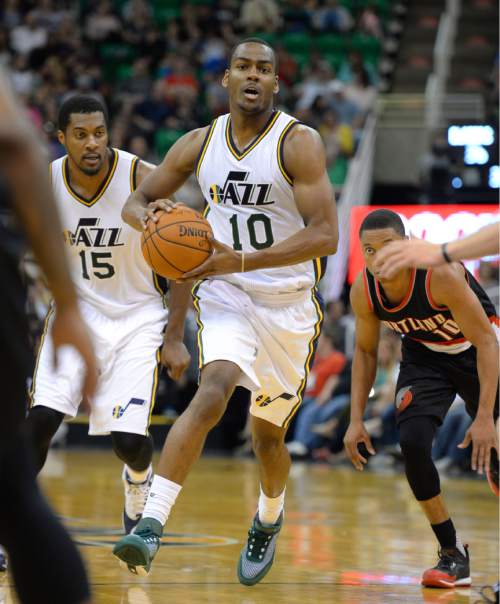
[134,528,159,544]
[436,547,463,569]
[246,527,273,561]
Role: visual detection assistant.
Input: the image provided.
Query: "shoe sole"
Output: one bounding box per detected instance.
[422,576,472,588]
[237,553,276,586]
[113,541,152,576]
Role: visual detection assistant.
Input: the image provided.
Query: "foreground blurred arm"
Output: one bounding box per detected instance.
[374,223,500,279]
[0,69,97,400]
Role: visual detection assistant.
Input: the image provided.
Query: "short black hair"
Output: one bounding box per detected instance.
[359,209,406,237]
[230,37,277,70]
[58,94,109,132]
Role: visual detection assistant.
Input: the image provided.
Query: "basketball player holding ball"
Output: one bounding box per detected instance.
[113,38,338,584]
[25,95,191,534]
[345,209,498,589]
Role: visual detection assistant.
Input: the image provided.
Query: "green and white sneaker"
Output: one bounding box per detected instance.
[237,512,283,586]
[113,518,162,576]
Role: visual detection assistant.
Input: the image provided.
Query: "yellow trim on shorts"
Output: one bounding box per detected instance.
[276,119,297,186]
[48,162,52,185]
[282,289,323,429]
[314,257,322,285]
[29,306,55,406]
[146,348,161,433]
[225,111,281,161]
[196,119,217,179]
[191,281,205,369]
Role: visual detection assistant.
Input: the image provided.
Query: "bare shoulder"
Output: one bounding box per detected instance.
[285,123,323,152]
[283,123,326,178]
[350,272,373,316]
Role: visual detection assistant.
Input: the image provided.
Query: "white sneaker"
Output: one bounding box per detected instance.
[122,466,153,534]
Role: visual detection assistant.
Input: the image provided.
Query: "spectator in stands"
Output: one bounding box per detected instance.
[287,329,348,458]
[478,261,499,309]
[344,67,377,115]
[312,0,354,33]
[318,109,355,168]
[432,398,472,475]
[10,10,48,56]
[239,0,282,33]
[84,0,121,42]
[1,0,22,30]
[328,81,360,125]
[358,4,383,39]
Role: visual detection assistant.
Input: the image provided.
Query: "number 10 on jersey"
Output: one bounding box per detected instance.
[229,213,274,251]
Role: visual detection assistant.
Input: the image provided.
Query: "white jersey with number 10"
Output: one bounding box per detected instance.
[196,110,325,294]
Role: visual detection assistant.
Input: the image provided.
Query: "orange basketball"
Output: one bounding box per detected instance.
[141,206,213,279]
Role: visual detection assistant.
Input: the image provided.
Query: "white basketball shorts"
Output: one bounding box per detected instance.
[192,279,323,428]
[30,302,167,435]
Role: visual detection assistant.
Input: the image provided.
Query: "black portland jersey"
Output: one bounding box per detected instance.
[364,267,498,354]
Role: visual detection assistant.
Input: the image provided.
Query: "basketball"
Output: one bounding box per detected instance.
[141,206,213,279]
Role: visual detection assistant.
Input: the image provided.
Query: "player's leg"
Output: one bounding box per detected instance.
[24,406,64,473]
[237,417,289,586]
[0,432,91,604]
[113,281,260,575]
[238,289,323,586]
[395,349,471,588]
[111,431,154,533]
[398,415,471,588]
[113,360,241,574]
[27,310,85,473]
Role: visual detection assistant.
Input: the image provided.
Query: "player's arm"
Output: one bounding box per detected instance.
[343,273,380,470]
[180,125,338,280]
[430,264,499,474]
[135,159,192,380]
[0,69,97,399]
[374,223,500,279]
[122,127,209,231]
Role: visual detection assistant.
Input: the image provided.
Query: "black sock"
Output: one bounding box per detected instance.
[431,518,456,549]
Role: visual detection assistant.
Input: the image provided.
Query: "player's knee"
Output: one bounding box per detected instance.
[111,432,152,466]
[399,417,434,462]
[190,383,230,428]
[252,434,285,463]
[26,406,63,445]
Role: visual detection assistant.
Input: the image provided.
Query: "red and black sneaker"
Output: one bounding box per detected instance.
[421,545,471,588]
[486,452,499,497]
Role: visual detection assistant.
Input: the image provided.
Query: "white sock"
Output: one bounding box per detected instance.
[142,475,182,526]
[258,486,285,526]
[125,464,152,484]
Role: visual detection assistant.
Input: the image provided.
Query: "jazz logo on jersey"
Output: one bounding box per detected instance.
[63,218,124,248]
[210,171,274,206]
[256,392,295,407]
[112,398,146,419]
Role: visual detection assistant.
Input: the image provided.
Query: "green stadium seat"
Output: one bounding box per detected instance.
[155,129,186,159]
[350,34,381,61]
[314,35,349,54]
[248,32,278,46]
[280,32,312,53]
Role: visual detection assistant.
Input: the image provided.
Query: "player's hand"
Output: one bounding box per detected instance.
[178,238,240,281]
[51,303,98,409]
[373,239,444,279]
[458,415,499,474]
[343,420,376,471]
[161,338,191,381]
[142,199,185,230]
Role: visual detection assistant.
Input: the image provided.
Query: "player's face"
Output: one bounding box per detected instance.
[361,228,405,280]
[222,43,279,115]
[58,112,109,176]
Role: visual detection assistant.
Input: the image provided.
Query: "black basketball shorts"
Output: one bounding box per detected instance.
[394,338,499,426]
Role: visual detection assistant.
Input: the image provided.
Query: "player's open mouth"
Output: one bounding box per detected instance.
[83,155,100,163]
[243,86,259,100]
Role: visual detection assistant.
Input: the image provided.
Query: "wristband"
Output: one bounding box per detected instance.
[441,242,452,263]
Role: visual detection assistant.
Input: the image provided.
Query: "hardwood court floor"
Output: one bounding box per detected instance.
[1,450,498,604]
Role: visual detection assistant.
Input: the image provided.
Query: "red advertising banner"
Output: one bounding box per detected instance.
[348,205,499,284]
